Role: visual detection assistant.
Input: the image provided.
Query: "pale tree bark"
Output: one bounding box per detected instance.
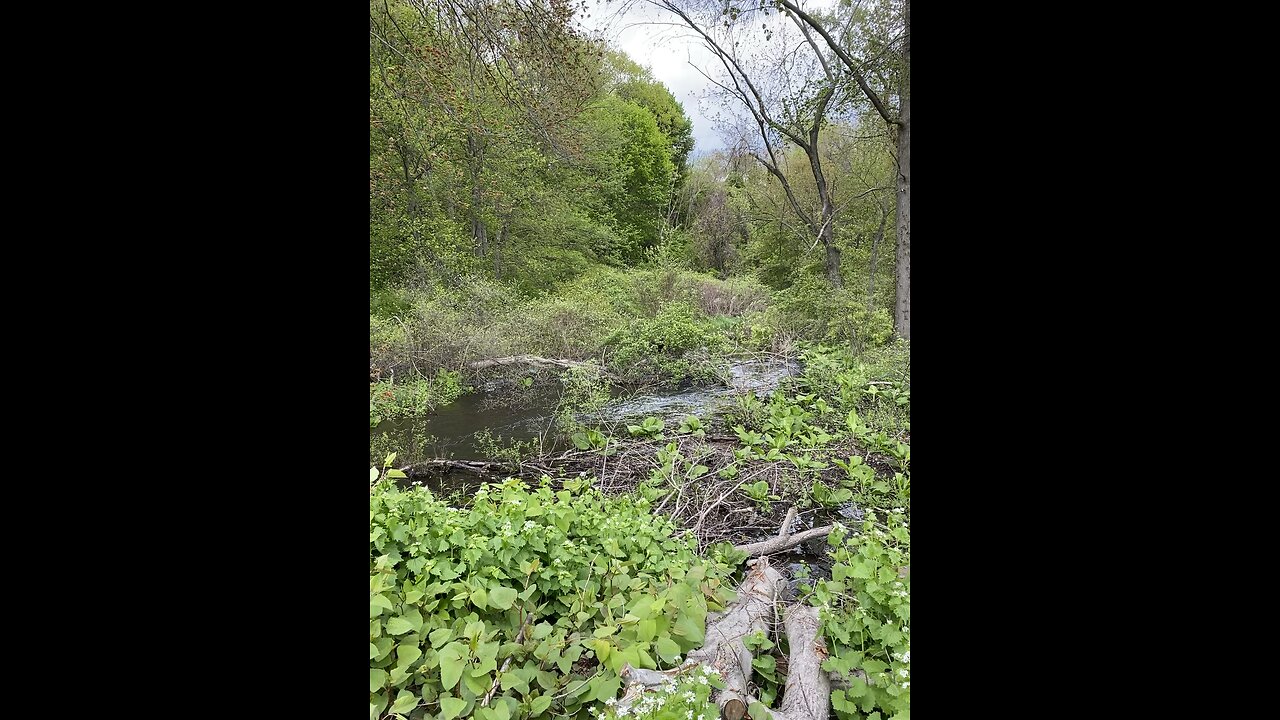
[894,0,910,339]
[616,558,832,720]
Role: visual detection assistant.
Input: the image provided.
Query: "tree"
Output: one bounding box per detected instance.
[771,0,909,338]
[652,0,853,288]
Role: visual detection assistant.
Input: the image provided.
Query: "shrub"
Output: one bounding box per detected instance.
[369,476,736,720]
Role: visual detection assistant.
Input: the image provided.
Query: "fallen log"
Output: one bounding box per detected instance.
[466,355,617,380]
[688,559,783,720]
[617,557,833,720]
[774,604,830,720]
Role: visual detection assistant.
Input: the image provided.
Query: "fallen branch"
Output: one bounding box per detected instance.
[733,525,835,558]
[778,507,798,538]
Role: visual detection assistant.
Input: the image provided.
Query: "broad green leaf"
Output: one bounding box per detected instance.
[530,694,553,716]
[439,696,467,720]
[390,690,417,714]
[590,674,622,702]
[655,636,681,661]
[386,617,416,635]
[369,668,387,693]
[440,642,467,690]
[396,643,422,668]
[429,628,452,648]
[489,586,518,610]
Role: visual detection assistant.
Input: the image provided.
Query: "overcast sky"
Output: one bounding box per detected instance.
[576,1,840,158]
[577,1,727,154]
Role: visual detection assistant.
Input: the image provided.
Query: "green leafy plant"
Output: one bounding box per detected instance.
[627,416,666,438]
[677,415,705,437]
[739,480,779,511]
[370,476,736,720]
[370,369,468,425]
[810,480,853,508]
[570,428,610,452]
[805,512,910,720]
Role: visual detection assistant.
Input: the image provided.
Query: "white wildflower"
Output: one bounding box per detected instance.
[683,692,695,702]
[605,698,617,707]
[901,681,909,689]
[524,521,536,529]
[697,675,709,685]
[686,711,694,720]
[902,651,910,662]
[898,669,909,678]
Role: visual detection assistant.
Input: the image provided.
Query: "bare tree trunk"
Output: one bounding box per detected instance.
[894,0,910,340]
[824,240,843,289]
[808,150,843,289]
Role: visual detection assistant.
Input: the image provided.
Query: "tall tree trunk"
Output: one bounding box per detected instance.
[824,240,843,288]
[466,132,488,258]
[894,0,910,340]
[807,148,842,289]
[868,205,887,310]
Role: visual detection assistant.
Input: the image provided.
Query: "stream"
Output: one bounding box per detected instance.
[371,357,844,576]
[371,358,800,460]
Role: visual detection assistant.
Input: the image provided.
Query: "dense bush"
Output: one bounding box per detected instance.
[810,511,911,720]
[765,276,895,350]
[369,475,736,720]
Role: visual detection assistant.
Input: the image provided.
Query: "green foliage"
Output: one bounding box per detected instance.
[626,416,665,438]
[582,95,677,262]
[808,511,910,720]
[570,428,610,452]
[370,370,467,426]
[597,666,723,720]
[739,480,779,512]
[676,416,704,437]
[369,476,736,720]
[473,430,543,465]
[766,277,895,350]
[607,301,728,383]
[811,480,853,507]
[556,365,613,435]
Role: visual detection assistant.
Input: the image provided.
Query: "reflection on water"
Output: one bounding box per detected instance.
[371,359,799,461]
